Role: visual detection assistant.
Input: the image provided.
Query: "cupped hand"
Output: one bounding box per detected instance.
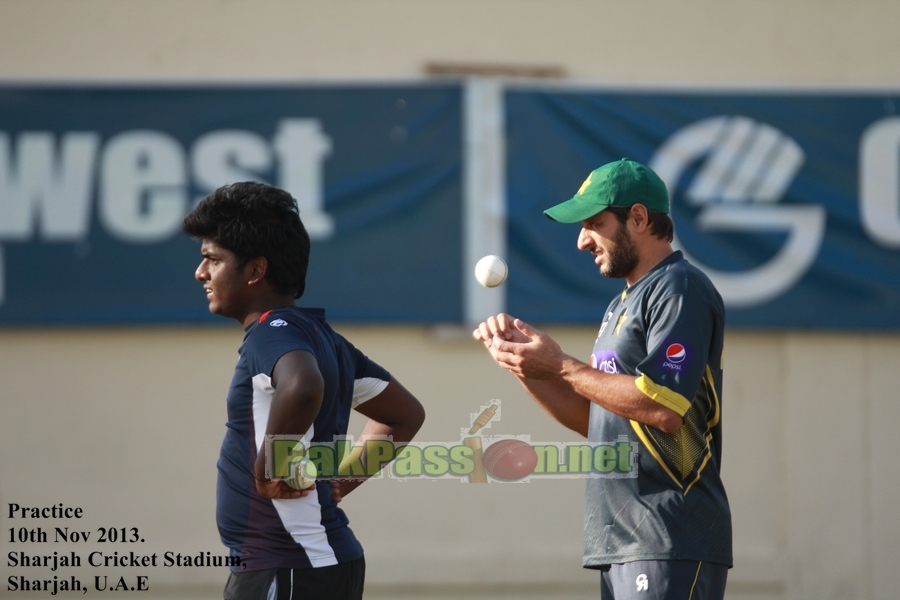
[256,478,313,499]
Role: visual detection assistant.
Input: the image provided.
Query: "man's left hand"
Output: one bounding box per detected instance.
[484,318,568,380]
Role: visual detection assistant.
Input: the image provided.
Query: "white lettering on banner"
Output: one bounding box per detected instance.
[0,118,334,246]
[273,119,334,238]
[100,130,188,243]
[191,130,272,207]
[0,132,99,241]
[0,119,335,309]
[190,119,334,237]
[860,116,900,248]
[650,116,826,308]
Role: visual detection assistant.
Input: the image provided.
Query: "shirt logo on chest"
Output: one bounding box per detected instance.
[590,350,621,374]
[614,309,629,335]
[597,311,613,337]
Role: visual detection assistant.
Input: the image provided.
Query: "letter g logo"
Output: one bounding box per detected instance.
[636,573,649,592]
[649,116,827,307]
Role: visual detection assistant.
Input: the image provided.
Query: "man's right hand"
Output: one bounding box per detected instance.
[256,478,311,500]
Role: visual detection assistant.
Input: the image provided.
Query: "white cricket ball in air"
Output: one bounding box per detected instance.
[474,255,508,288]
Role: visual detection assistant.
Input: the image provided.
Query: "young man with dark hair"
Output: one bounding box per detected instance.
[474,159,732,599]
[183,182,425,600]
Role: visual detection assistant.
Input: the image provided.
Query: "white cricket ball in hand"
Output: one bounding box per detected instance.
[474,255,508,288]
[287,459,318,490]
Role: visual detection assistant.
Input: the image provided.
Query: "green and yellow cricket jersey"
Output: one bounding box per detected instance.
[583,251,733,568]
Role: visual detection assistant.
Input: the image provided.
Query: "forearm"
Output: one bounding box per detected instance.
[254,350,325,494]
[474,315,681,433]
[516,375,590,437]
[336,416,420,497]
[254,387,322,482]
[558,357,682,433]
[337,378,426,498]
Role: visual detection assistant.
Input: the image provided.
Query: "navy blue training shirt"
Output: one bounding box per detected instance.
[216,307,390,571]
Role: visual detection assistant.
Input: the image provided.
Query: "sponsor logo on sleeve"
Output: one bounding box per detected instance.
[270,318,288,327]
[666,343,686,363]
[649,115,826,307]
[659,341,691,372]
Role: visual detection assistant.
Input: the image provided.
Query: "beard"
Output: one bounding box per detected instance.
[601,223,640,279]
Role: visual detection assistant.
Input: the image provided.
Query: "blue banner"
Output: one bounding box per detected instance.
[506,90,900,329]
[0,85,462,324]
[3,84,899,328]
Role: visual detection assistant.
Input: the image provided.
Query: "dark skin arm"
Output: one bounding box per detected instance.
[331,378,425,502]
[254,349,324,499]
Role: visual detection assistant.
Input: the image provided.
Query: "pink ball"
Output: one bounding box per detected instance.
[483,439,538,481]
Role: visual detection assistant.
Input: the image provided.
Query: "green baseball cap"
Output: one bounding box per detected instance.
[543,158,670,223]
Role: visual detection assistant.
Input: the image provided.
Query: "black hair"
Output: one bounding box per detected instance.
[605,205,675,242]
[182,182,311,298]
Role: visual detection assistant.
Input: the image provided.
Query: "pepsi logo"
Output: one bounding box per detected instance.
[665,343,686,363]
[590,350,621,374]
[598,359,620,374]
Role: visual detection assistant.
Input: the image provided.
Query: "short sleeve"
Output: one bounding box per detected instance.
[245,312,317,378]
[634,291,715,417]
[342,338,391,408]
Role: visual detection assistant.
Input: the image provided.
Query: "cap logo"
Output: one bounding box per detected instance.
[577,172,593,195]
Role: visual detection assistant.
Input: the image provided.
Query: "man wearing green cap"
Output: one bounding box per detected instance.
[474,158,732,599]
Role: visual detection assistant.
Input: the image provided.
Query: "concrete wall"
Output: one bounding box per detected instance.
[2,327,899,600]
[2,2,899,599]
[2,0,899,85]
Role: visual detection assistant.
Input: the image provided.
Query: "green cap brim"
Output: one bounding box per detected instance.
[543,197,608,224]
